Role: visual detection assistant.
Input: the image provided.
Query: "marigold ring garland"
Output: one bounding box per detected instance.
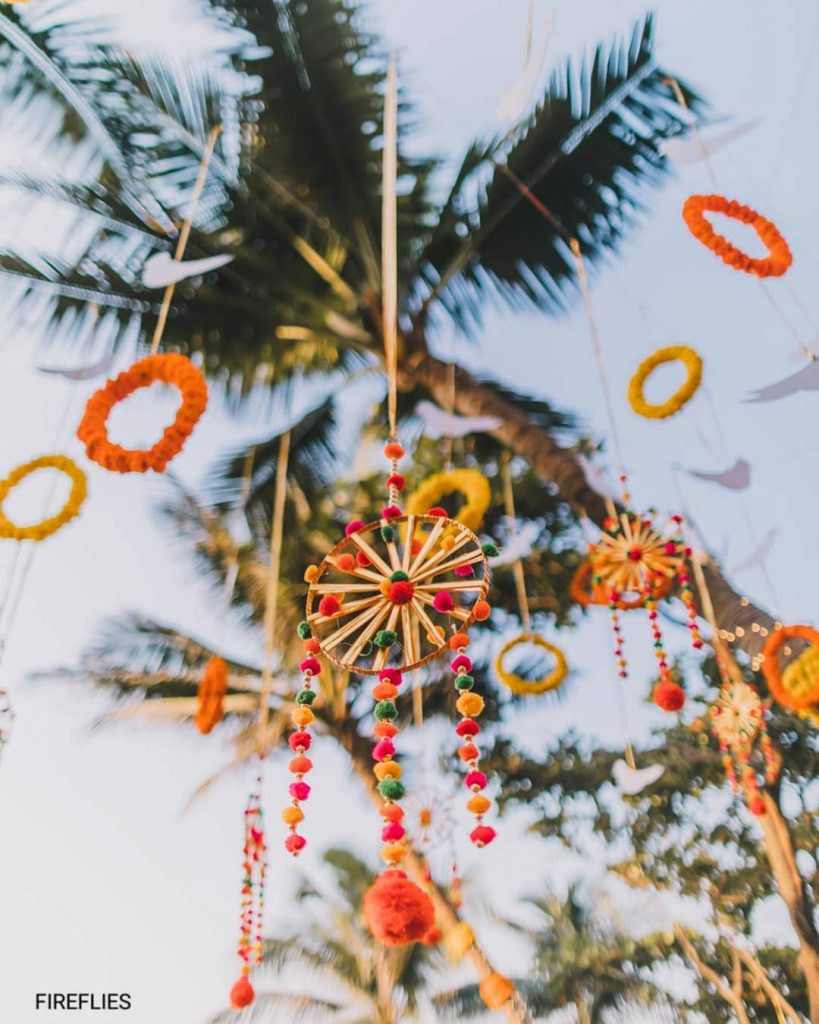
[762,625,819,712]
[494,633,567,695]
[77,353,208,473]
[405,469,491,534]
[0,455,87,541]
[627,346,703,420]
[682,194,793,278]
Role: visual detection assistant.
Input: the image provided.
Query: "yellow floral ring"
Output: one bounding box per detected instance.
[494,633,568,696]
[0,455,87,541]
[405,469,491,533]
[628,346,703,420]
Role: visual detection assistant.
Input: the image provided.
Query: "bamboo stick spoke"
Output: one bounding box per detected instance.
[410,597,447,643]
[415,579,483,592]
[372,604,402,670]
[348,532,393,576]
[341,602,393,665]
[401,604,418,665]
[326,558,383,584]
[384,529,403,572]
[323,599,389,651]
[414,548,484,582]
[408,518,446,575]
[415,590,471,622]
[401,516,415,573]
[411,529,472,578]
[310,583,381,594]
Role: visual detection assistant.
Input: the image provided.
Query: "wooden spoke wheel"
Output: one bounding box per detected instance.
[305,514,490,675]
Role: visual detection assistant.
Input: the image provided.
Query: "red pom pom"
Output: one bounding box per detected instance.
[289,781,311,801]
[749,794,767,816]
[456,719,480,737]
[470,825,497,847]
[363,870,435,946]
[466,770,487,790]
[289,731,312,752]
[387,473,406,491]
[427,506,447,518]
[451,655,473,674]
[422,926,442,946]
[345,520,365,536]
[382,822,406,842]
[380,668,404,687]
[230,975,255,1009]
[388,580,415,604]
[356,552,371,567]
[319,595,341,617]
[373,739,396,761]
[285,833,308,855]
[382,505,402,520]
[653,681,686,712]
[454,565,475,578]
[434,592,455,613]
[299,657,321,675]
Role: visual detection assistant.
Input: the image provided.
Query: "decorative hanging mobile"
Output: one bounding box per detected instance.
[493,454,568,697]
[297,59,498,948]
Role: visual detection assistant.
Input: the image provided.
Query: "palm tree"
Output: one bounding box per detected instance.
[209,848,445,1024]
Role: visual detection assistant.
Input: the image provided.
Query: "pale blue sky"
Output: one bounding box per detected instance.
[0,1,817,1022]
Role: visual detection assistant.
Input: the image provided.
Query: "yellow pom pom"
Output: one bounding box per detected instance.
[445,922,475,962]
[380,842,406,865]
[479,973,514,1010]
[292,707,314,727]
[467,794,491,815]
[374,761,402,781]
[281,805,304,826]
[456,692,485,718]
[304,565,320,584]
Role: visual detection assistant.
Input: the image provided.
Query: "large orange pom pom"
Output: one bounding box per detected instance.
[363,870,435,946]
[230,974,255,1009]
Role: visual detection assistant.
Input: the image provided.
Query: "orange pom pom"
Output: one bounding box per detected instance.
[230,974,255,1009]
[380,842,406,865]
[467,794,492,815]
[381,804,405,823]
[479,973,514,1010]
[291,707,314,727]
[336,553,356,572]
[303,637,321,654]
[363,870,435,946]
[450,632,470,651]
[374,761,402,781]
[422,926,442,946]
[281,805,304,826]
[289,755,313,774]
[384,442,405,460]
[472,600,491,622]
[373,682,399,701]
[374,721,399,739]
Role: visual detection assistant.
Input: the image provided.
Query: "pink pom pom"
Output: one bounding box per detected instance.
[433,592,455,613]
[470,825,497,847]
[456,719,480,737]
[299,657,321,675]
[382,505,402,520]
[289,731,312,752]
[451,655,473,674]
[379,668,403,687]
[466,770,487,790]
[289,781,311,801]
[345,520,366,536]
[285,834,308,855]
[373,738,396,762]
[382,822,406,842]
[454,565,475,578]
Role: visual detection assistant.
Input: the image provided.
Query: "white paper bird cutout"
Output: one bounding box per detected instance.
[687,459,751,491]
[489,519,542,567]
[729,528,778,576]
[659,119,760,164]
[496,9,556,122]
[612,760,665,795]
[34,351,115,380]
[745,360,819,402]
[142,251,234,289]
[415,401,503,439]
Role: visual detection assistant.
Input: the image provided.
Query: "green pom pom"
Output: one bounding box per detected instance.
[455,674,475,690]
[378,779,405,801]
[297,621,312,639]
[374,630,397,649]
[361,641,374,657]
[296,689,316,705]
[381,525,396,542]
[374,700,398,720]
[481,542,500,558]
[389,569,409,582]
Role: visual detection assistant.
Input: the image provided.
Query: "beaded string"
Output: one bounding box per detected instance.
[232,763,266,1007]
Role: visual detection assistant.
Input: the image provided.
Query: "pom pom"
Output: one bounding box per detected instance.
[374,721,399,739]
[455,674,475,690]
[381,842,406,865]
[296,689,316,705]
[374,761,402,781]
[481,542,500,558]
[230,975,255,1009]
[379,668,403,687]
[356,551,371,567]
[389,570,410,582]
[285,834,307,855]
[382,822,406,842]
[382,505,402,520]
[387,473,406,491]
[381,525,396,542]
[381,803,405,823]
[292,707,314,727]
[303,638,320,654]
[289,755,313,774]
[445,922,475,962]
[467,794,491,815]
[450,632,470,651]
[297,621,312,639]
[454,564,475,578]
[472,600,491,622]
[303,565,320,584]
[479,972,514,1010]
[451,655,473,674]
[654,681,686,712]
[422,926,442,946]
[373,682,399,701]
[384,442,405,460]
[345,520,365,536]
[372,738,396,761]
[466,770,487,790]
[319,595,341,617]
[427,506,448,518]
[374,699,398,721]
[470,824,497,847]
[374,630,398,649]
[749,794,767,816]
[336,553,356,572]
[299,657,321,676]
[456,719,480,737]
[289,781,311,801]
[388,580,414,604]
[459,743,480,762]
[457,692,485,718]
[410,539,423,556]
[289,731,312,752]
[363,870,435,946]
[433,592,455,613]
[282,805,304,825]
[378,779,406,801]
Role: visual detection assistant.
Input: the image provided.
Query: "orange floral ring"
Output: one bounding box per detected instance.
[762,624,819,711]
[77,354,208,474]
[682,194,792,278]
[570,560,673,610]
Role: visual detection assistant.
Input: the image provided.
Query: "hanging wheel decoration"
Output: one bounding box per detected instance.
[405,468,491,534]
[710,676,776,817]
[229,769,266,1009]
[627,346,703,420]
[195,656,228,735]
[762,625,819,712]
[570,558,674,609]
[682,195,793,278]
[0,455,87,541]
[494,633,568,696]
[77,354,208,474]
